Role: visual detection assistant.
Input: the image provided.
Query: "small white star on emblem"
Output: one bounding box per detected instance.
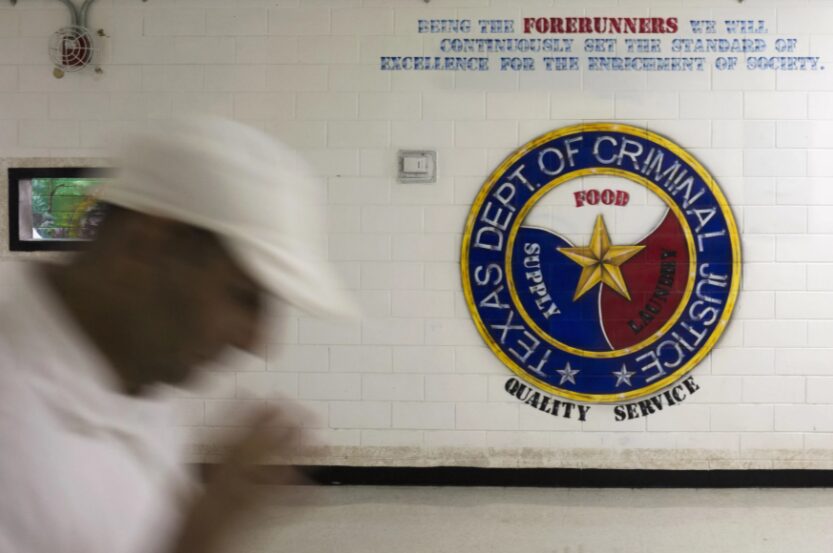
[613,364,636,388]
[556,362,579,385]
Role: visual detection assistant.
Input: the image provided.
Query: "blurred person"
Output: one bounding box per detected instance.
[0,118,355,553]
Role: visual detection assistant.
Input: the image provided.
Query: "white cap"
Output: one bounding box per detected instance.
[98,117,358,319]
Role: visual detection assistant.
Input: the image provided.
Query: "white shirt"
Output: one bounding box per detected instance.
[0,264,192,553]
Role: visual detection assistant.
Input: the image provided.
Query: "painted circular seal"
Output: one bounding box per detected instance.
[461,124,741,403]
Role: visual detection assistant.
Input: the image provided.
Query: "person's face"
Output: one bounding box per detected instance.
[128,221,266,386]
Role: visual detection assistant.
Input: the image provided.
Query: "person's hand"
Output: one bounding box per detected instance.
[172,405,307,553]
[208,406,305,509]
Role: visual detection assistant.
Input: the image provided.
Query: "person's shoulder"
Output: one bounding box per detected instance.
[0,338,40,434]
[0,264,28,394]
[0,375,66,552]
[0,261,47,424]
[0,262,37,321]
[0,261,32,294]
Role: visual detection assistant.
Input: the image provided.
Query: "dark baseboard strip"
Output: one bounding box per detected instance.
[194,464,833,488]
[283,467,833,488]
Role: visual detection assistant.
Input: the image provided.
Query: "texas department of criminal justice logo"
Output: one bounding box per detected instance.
[461,124,741,404]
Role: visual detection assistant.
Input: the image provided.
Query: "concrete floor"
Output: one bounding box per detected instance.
[229,486,833,553]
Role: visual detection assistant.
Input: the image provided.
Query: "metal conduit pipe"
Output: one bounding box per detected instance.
[55,0,80,26]
[79,0,97,27]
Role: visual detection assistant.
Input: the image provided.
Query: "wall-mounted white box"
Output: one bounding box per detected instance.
[398,150,437,184]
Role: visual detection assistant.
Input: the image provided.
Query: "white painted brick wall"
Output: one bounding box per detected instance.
[300,374,361,401]
[7,0,833,469]
[206,8,268,37]
[143,8,205,37]
[393,402,455,430]
[457,403,519,431]
[329,401,391,429]
[362,318,425,345]
[268,345,328,372]
[267,8,331,37]
[330,345,391,373]
[645,405,711,432]
[362,374,424,401]
[710,406,774,432]
[393,346,453,374]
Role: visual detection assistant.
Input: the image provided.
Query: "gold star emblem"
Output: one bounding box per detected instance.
[558,215,645,302]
